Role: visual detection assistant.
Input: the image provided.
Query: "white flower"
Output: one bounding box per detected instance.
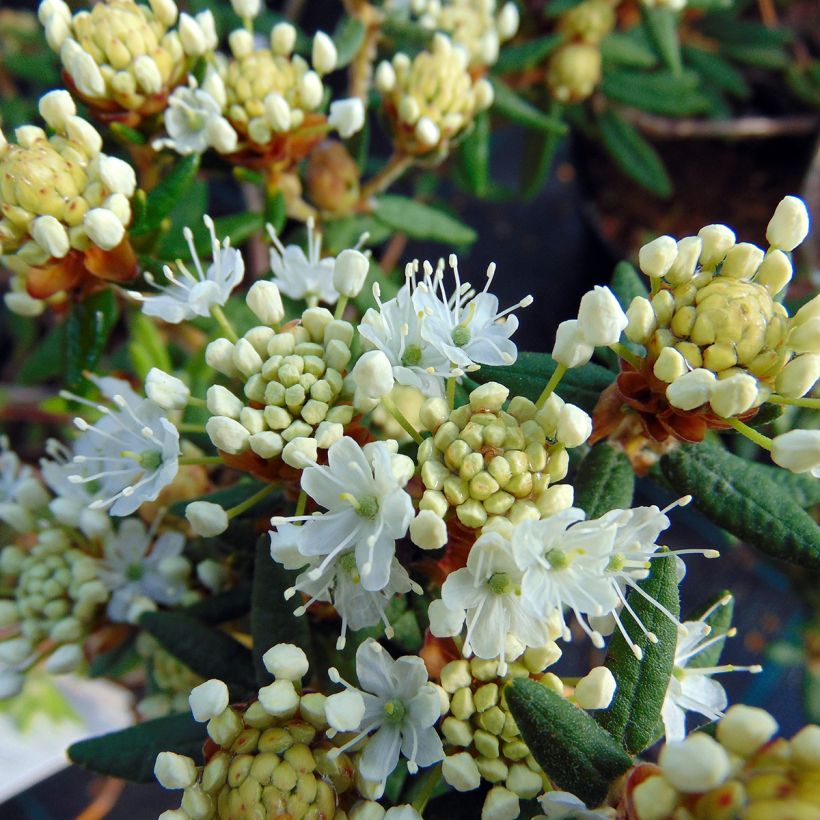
[536,791,615,819]
[771,429,820,476]
[325,639,444,785]
[269,437,414,594]
[153,80,238,156]
[352,350,395,399]
[97,519,189,621]
[329,97,365,139]
[551,320,593,369]
[435,527,552,668]
[131,216,244,323]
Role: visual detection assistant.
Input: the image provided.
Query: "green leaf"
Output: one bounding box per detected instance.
[575,443,635,518]
[88,634,140,679]
[720,43,789,70]
[323,214,392,253]
[169,479,269,518]
[140,611,257,699]
[182,583,252,624]
[110,122,147,145]
[128,313,172,381]
[251,536,312,686]
[458,112,490,197]
[3,52,59,85]
[687,591,734,669]
[597,107,672,198]
[506,678,633,807]
[610,261,649,309]
[473,352,615,413]
[697,16,792,48]
[374,196,477,246]
[641,7,682,74]
[489,78,568,135]
[600,32,659,69]
[131,154,201,237]
[159,212,264,260]
[65,290,119,388]
[743,462,820,509]
[19,321,66,384]
[683,46,750,99]
[265,190,287,234]
[493,34,564,73]
[660,440,820,569]
[69,714,206,782]
[333,16,366,68]
[519,121,563,200]
[596,553,680,753]
[602,69,712,116]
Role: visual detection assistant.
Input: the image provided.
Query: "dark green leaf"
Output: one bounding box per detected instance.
[735,460,820,510]
[474,351,615,413]
[697,16,792,47]
[490,78,568,135]
[641,7,682,74]
[333,16,366,68]
[110,122,147,145]
[169,479,269,518]
[602,69,712,116]
[131,155,200,237]
[519,120,563,200]
[68,714,206,782]
[19,322,66,384]
[374,196,477,246]
[140,611,257,699]
[128,312,172,381]
[251,536,312,686]
[506,678,633,807]
[683,46,750,98]
[720,43,789,70]
[610,261,649,309]
[493,34,564,73]
[182,583,252,624]
[65,290,119,388]
[597,107,672,198]
[458,112,490,196]
[265,190,287,234]
[660,440,820,569]
[3,52,59,85]
[88,633,139,679]
[596,553,680,753]
[575,443,635,518]
[159,212,264,260]
[600,32,659,69]
[323,214,392,253]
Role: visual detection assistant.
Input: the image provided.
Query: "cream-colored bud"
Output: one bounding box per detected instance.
[300,72,324,109]
[44,13,70,50]
[498,2,520,39]
[469,382,509,412]
[771,429,820,475]
[262,643,309,681]
[145,368,190,410]
[698,224,735,268]
[410,509,448,550]
[228,29,253,59]
[776,353,820,398]
[631,775,679,820]
[639,235,677,279]
[420,397,450,432]
[766,195,810,252]
[105,193,131,226]
[353,350,395,399]
[263,93,291,132]
[282,437,318,468]
[398,96,420,125]
[31,215,70,259]
[556,404,591,447]
[150,0,178,27]
[66,48,106,98]
[577,285,627,346]
[415,117,441,148]
[552,319,593,368]
[258,678,300,718]
[474,78,494,110]
[84,208,124,250]
[350,802,386,820]
[442,752,481,792]
[38,0,71,25]
[536,484,574,517]
[246,280,285,326]
[428,600,466,640]
[329,97,365,139]
[231,0,261,18]
[206,415,250,454]
[178,13,207,57]
[793,294,820,328]
[789,317,820,354]
[65,115,102,154]
[133,55,163,95]
[481,786,519,820]
[326,688,366,731]
[271,22,296,56]
[312,31,337,75]
[791,725,820,768]
[334,249,369,297]
[196,10,218,50]
[709,373,758,418]
[574,666,616,710]
[375,61,397,93]
[660,733,730,793]
[206,117,238,154]
[755,249,792,295]
[653,347,687,383]
[15,125,46,148]
[5,292,45,318]
[233,337,263,377]
[717,704,778,755]
[625,296,656,345]
[38,89,76,130]
[666,236,702,284]
[189,679,230,722]
[666,368,716,410]
[186,501,229,537]
[205,339,240,378]
[45,643,83,674]
[720,242,764,280]
[155,752,198,790]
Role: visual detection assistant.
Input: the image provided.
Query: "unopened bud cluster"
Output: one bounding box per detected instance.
[375,33,494,155]
[205,302,355,468]
[40,0,209,115]
[137,634,205,719]
[625,197,817,416]
[417,383,581,529]
[631,706,820,820]
[439,651,560,801]
[156,644,357,819]
[547,0,615,102]
[0,91,136,312]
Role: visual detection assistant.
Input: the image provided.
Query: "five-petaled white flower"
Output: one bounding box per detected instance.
[97,518,189,622]
[130,216,244,323]
[65,377,180,517]
[269,438,414,594]
[325,638,444,785]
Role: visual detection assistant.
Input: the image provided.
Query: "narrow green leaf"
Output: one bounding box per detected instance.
[683,46,750,98]
[458,112,490,197]
[575,443,635,518]
[19,321,66,384]
[129,313,172,381]
[182,583,252,625]
[473,351,615,413]
[743,462,820,509]
[660,440,820,569]
[610,261,649,309]
[65,290,119,388]
[696,16,792,48]
[720,43,789,70]
[140,611,257,699]
[506,678,633,807]
[602,69,712,116]
[265,190,287,234]
[597,107,672,198]
[68,714,206,782]
[600,32,659,69]
[323,214,392,253]
[251,536,312,686]
[110,122,147,145]
[333,16,366,68]
[131,155,200,236]
[641,7,682,74]
[374,196,477,246]
[493,34,564,73]
[490,78,568,135]
[519,119,563,200]
[596,554,680,753]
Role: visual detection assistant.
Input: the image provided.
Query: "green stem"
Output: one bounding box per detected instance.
[211,304,239,342]
[334,294,349,321]
[726,417,773,451]
[536,363,567,409]
[187,396,207,408]
[610,342,642,370]
[295,489,308,518]
[178,455,223,466]
[227,482,278,519]
[381,396,424,445]
[410,764,442,814]
[178,423,207,433]
[767,394,820,410]
[446,374,457,411]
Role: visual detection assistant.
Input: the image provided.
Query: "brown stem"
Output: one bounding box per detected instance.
[358,153,414,206]
[347,3,383,101]
[379,233,408,273]
[75,777,126,820]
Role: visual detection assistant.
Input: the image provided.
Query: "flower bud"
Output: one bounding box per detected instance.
[258,678,300,718]
[206,385,243,419]
[282,437,318,468]
[228,29,253,59]
[775,353,820,398]
[197,559,229,593]
[312,31,337,75]
[576,285,628,346]
[766,195,810,252]
[720,242,764,280]
[133,55,163,95]
[556,404,592,448]
[84,208,125,250]
[189,679,230,722]
[659,733,730,793]
[0,671,24,700]
[716,704,778,755]
[498,2,520,39]
[375,61,396,93]
[150,0,179,27]
[415,117,441,147]
[5,292,46,317]
[709,373,758,418]
[410,509,448,550]
[178,13,207,56]
[771,429,820,475]
[666,368,716,411]
[246,280,284,326]
[206,416,250,454]
[574,666,616,710]
[230,0,261,18]
[206,338,240,378]
[329,98,365,139]
[45,643,83,674]
[442,752,481,792]
[639,235,677,279]
[66,47,106,98]
[262,643,309,681]
[469,382,510,412]
[65,115,102,155]
[482,786,519,820]
[755,249,792,295]
[31,215,70,259]
[264,93,291,132]
[352,350,395,399]
[145,368,190,410]
[631,775,678,820]
[98,155,137,197]
[155,751,197,789]
[552,319,593,368]
[300,72,324,109]
[625,296,656,345]
[326,689,366,731]
[791,725,820,768]
[653,347,687,383]
[206,117,238,154]
[0,638,33,665]
[350,802,387,820]
[271,22,296,56]
[38,89,76,130]
[788,317,820,355]
[186,501,229,537]
[698,224,735,268]
[334,249,369,297]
